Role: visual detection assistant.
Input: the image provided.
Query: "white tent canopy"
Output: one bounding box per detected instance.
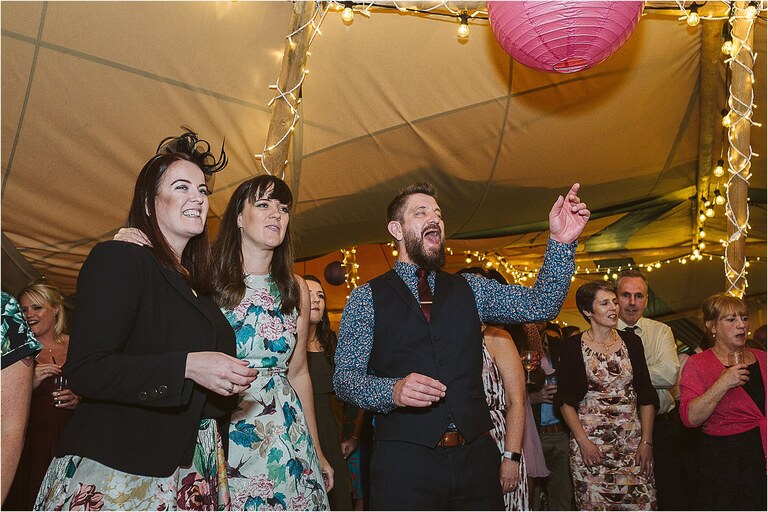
[2,1,765,334]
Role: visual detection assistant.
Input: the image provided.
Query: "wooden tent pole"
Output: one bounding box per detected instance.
[261,1,319,180]
[724,1,756,297]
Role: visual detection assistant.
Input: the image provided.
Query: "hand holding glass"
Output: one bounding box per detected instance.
[521,350,542,384]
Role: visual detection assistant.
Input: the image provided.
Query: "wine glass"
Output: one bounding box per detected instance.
[521,350,542,384]
[53,375,68,406]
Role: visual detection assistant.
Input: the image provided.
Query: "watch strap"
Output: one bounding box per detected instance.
[502,450,522,462]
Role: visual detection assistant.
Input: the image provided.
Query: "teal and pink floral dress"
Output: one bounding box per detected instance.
[224,274,328,510]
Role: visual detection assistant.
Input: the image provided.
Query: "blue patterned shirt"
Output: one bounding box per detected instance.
[333,238,576,413]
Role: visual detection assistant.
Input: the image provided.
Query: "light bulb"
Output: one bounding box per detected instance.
[686,5,700,27]
[700,229,706,238]
[647,266,653,272]
[715,192,726,206]
[465,257,472,264]
[485,260,493,268]
[699,212,707,222]
[342,6,354,23]
[699,242,706,250]
[655,262,661,268]
[705,207,715,218]
[722,40,733,55]
[392,249,398,257]
[745,4,757,20]
[457,22,469,39]
[722,110,732,128]
[713,159,725,177]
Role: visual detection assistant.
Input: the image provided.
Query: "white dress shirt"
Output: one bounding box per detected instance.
[618,316,680,414]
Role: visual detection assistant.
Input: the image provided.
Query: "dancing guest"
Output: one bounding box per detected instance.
[213,176,332,510]
[555,281,658,510]
[679,293,766,511]
[5,280,78,510]
[1,292,42,504]
[35,130,258,510]
[334,181,589,510]
[304,274,353,510]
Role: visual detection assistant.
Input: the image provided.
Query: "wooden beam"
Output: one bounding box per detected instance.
[725,1,756,297]
[262,1,319,180]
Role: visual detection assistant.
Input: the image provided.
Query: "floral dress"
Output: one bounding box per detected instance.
[482,342,529,511]
[224,274,329,510]
[570,341,656,511]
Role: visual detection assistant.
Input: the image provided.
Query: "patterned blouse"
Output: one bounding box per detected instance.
[1,291,42,369]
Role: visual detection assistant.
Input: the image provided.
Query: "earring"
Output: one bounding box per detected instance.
[712,332,716,338]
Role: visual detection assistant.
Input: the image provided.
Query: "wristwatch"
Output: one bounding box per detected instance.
[502,451,522,462]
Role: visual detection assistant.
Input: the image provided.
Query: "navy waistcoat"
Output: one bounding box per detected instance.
[368,269,492,447]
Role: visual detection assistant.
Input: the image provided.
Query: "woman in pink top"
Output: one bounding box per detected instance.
[679,293,766,511]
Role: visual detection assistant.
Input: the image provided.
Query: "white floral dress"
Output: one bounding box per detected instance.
[224,274,329,510]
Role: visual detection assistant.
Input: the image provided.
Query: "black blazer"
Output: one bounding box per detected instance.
[553,330,659,412]
[58,241,236,477]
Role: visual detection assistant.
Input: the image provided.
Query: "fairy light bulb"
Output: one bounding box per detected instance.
[699,211,707,222]
[699,241,706,250]
[342,6,355,23]
[465,256,472,264]
[713,159,725,177]
[686,5,700,26]
[745,3,757,20]
[700,229,706,238]
[714,189,726,206]
[705,206,715,218]
[457,13,469,39]
[722,109,732,128]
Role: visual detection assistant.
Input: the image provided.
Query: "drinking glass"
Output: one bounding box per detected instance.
[53,375,68,406]
[521,350,542,384]
[727,350,745,366]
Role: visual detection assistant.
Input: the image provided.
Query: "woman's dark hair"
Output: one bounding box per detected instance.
[304,275,338,365]
[126,129,225,294]
[213,175,299,313]
[575,280,616,322]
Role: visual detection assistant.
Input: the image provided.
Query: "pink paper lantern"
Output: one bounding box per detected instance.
[487,1,645,74]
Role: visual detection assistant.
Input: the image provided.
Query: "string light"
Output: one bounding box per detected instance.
[713,158,725,177]
[256,2,329,177]
[457,12,469,39]
[686,3,700,26]
[342,247,360,290]
[714,188,726,205]
[341,1,355,23]
[721,20,733,55]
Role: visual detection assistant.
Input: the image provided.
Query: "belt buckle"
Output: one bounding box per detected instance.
[440,430,465,447]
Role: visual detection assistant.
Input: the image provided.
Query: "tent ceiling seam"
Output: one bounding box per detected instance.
[0,29,272,114]
[1,2,47,198]
[449,56,515,239]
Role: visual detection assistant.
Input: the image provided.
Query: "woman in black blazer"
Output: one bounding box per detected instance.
[34,131,259,510]
[554,280,658,511]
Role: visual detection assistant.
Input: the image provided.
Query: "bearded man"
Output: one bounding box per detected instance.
[333,181,589,510]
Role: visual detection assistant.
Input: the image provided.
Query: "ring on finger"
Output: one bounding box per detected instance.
[227,382,235,394]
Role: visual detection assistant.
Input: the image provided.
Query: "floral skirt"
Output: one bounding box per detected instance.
[34,419,230,510]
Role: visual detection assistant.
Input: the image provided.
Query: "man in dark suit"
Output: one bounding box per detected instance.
[333,182,590,510]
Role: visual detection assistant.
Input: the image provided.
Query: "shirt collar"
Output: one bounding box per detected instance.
[618,317,643,334]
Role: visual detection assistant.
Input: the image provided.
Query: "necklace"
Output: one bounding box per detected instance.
[585,329,619,350]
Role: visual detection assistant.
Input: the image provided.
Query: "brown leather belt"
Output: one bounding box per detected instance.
[437,430,490,447]
[538,423,566,434]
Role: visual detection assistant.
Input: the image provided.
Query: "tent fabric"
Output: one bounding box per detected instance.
[1,2,765,326]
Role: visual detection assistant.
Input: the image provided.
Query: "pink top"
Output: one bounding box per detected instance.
[679,348,767,457]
